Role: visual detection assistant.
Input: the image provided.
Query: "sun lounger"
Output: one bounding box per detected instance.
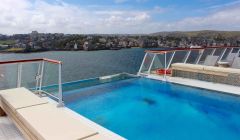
[231,57,240,69]
[171,63,240,86]
[225,53,238,65]
[203,55,219,66]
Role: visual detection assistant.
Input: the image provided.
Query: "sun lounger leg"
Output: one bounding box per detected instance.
[0,107,6,116]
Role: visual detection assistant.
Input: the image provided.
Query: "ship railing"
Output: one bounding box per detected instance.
[0,58,64,107]
[138,46,240,81]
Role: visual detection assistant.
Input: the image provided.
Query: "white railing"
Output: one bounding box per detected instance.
[0,58,64,107]
[138,46,240,80]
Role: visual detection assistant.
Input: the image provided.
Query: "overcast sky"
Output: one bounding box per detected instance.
[0,0,240,35]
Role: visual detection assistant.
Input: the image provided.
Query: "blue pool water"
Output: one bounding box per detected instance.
[65,78,240,140]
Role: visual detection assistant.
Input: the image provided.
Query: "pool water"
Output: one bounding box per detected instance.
[65,78,240,140]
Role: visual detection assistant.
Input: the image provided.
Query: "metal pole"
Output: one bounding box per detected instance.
[218,48,227,61]
[57,64,64,107]
[211,48,216,55]
[148,54,156,74]
[164,52,167,81]
[196,49,204,64]
[17,63,22,88]
[39,61,45,95]
[35,62,41,91]
[184,51,191,63]
[138,53,148,75]
[225,47,234,60]
[167,51,175,69]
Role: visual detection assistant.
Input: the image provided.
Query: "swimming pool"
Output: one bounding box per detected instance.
[65,78,240,140]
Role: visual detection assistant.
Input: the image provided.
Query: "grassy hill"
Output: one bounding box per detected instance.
[0,40,15,45]
[151,30,240,39]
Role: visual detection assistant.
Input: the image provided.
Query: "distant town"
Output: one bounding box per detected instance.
[0,30,240,53]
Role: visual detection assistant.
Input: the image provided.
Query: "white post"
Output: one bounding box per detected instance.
[164,52,167,81]
[196,49,204,64]
[57,64,64,107]
[224,47,234,60]
[148,54,156,74]
[211,48,216,55]
[184,51,191,63]
[167,51,175,69]
[219,48,227,61]
[35,62,41,91]
[39,61,45,94]
[138,53,148,75]
[17,63,22,88]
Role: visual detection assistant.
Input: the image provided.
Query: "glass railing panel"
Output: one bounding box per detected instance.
[170,51,189,66]
[149,52,174,77]
[186,50,201,64]
[221,48,232,61]
[150,53,164,74]
[140,53,155,74]
[213,48,225,56]
[41,62,59,97]
[21,62,40,89]
[198,48,215,64]
[0,64,18,90]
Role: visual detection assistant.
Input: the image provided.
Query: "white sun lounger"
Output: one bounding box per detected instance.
[231,57,240,69]
[203,55,219,66]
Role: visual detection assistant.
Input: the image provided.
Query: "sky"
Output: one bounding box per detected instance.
[0,0,240,34]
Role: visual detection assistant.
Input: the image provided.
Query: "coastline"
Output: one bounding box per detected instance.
[0,47,144,54]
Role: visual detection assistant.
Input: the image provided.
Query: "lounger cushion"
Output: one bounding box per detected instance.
[171,63,204,72]
[0,88,48,113]
[16,103,98,140]
[203,66,240,75]
[172,63,240,77]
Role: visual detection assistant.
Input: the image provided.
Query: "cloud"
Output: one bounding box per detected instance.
[167,4,240,31]
[0,0,239,35]
[208,0,240,9]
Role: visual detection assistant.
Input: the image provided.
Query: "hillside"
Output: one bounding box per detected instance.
[151,30,240,39]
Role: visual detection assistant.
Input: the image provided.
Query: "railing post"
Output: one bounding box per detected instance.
[184,51,191,63]
[219,48,227,61]
[148,54,156,74]
[167,51,175,69]
[39,61,45,95]
[211,48,216,55]
[57,63,64,107]
[164,52,167,81]
[196,49,204,64]
[138,53,148,75]
[17,63,22,88]
[35,62,41,91]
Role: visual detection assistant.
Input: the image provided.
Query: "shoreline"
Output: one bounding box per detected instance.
[0,47,146,54]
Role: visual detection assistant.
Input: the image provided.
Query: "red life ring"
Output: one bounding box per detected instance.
[156,69,171,75]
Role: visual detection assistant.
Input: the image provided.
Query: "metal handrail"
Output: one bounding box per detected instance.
[0,58,61,65]
[145,46,240,54]
[0,58,64,107]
